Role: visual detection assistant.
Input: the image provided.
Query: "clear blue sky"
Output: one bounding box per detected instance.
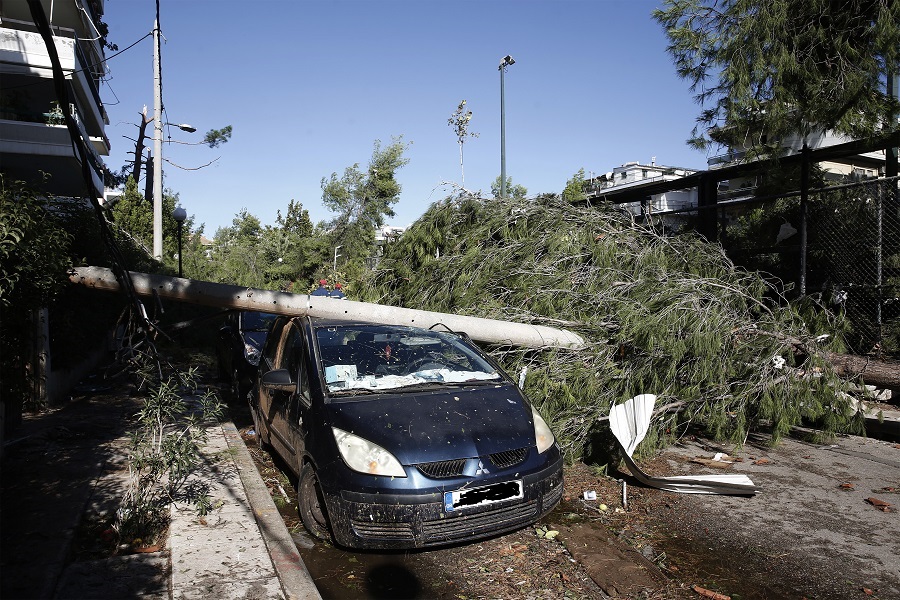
[100,0,708,236]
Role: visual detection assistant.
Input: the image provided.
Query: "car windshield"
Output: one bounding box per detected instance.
[241,311,278,332]
[315,324,502,395]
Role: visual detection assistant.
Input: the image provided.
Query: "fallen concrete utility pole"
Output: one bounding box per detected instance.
[69,266,585,350]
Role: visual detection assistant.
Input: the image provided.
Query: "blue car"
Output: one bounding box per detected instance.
[251,316,563,550]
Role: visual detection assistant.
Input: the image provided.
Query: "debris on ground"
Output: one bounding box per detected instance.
[610,394,758,495]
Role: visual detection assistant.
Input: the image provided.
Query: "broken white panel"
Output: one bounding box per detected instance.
[609,394,759,496]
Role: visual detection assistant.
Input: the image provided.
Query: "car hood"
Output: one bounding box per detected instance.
[327,384,535,464]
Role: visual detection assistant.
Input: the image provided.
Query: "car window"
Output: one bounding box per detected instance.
[283,323,311,404]
[314,324,501,395]
[262,318,288,369]
[241,311,278,332]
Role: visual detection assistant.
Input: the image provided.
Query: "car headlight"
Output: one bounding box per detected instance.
[332,427,406,477]
[243,342,261,366]
[532,406,555,454]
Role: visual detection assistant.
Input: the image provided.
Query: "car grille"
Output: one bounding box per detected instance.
[415,458,467,478]
[350,520,415,540]
[415,448,529,479]
[489,448,527,469]
[422,500,539,542]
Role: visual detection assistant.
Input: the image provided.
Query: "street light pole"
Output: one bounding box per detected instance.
[499,55,515,199]
[173,204,187,277]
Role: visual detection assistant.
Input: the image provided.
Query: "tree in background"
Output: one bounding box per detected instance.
[206,201,325,291]
[209,210,267,288]
[561,168,587,203]
[448,100,478,184]
[655,0,900,153]
[107,111,233,189]
[109,177,198,273]
[321,137,410,280]
[491,175,527,200]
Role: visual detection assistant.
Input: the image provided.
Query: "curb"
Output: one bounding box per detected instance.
[220,422,322,600]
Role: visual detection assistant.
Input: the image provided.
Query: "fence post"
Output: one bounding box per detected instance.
[698,174,719,241]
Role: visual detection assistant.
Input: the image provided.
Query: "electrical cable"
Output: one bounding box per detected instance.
[0,31,151,92]
[25,0,161,356]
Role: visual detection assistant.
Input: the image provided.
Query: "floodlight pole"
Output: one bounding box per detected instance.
[499,55,515,199]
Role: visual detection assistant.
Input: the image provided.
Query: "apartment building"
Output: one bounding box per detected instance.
[0,0,110,198]
[584,158,699,219]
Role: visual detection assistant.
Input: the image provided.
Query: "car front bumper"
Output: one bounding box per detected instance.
[322,451,564,549]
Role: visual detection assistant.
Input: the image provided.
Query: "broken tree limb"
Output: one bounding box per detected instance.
[826,352,900,389]
[68,266,585,350]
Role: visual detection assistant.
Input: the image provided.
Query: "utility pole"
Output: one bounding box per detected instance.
[152,14,163,260]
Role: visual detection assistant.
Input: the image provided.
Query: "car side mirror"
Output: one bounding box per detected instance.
[261,368,295,392]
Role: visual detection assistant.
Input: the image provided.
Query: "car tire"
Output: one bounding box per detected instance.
[298,465,332,542]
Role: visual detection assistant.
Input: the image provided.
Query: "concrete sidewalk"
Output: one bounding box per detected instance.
[168,422,321,600]
[1,386,320,600]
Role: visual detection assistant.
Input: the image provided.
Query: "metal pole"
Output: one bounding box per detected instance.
[887,72,898,181]
[500,63,507,199]
[152,16,163,260]
[177,221,183,278]
[799,144,809,296]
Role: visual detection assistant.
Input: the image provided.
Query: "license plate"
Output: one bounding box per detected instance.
[444,480,523,512]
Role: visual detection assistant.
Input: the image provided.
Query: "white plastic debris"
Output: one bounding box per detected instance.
[609,394,759,496]
[583,490,597,500]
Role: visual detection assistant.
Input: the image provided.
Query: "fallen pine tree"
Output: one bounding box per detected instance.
[361,193,866,459]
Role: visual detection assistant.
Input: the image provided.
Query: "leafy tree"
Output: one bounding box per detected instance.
[110,177,153,255]
[491,175,527,200]
[448,100,479,184]
[202,125,232,149]
[1,179,72,421]
[209,210,267,288]
[321,137,410,279]
[655,0,900,152]
[276,199,314,237]
[109,177,197,272]
[561,168,587,203]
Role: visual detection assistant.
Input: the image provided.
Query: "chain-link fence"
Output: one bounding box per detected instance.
[646,176,900,355]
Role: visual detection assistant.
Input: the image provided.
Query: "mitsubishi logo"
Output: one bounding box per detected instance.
[475,460,490,476]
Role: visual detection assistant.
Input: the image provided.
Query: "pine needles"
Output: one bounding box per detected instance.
[362,194,862,460]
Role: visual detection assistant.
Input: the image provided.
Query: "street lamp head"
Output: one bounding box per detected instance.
[499,55,515,70]
[172,204,187,223]
[167,122,197,133]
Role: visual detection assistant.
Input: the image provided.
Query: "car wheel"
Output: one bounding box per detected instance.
[298,465,332,542]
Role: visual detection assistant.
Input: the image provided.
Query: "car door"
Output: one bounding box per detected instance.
[268,320,313,473]
[257,317,289,450]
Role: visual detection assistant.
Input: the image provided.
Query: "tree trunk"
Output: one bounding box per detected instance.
[827,352,900,389]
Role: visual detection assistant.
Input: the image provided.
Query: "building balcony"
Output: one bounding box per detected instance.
[0,117,106,197]
[0,21,108,132]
